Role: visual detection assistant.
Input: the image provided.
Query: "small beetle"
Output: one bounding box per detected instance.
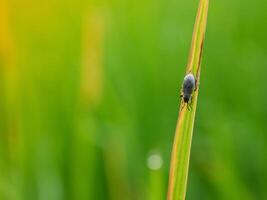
[180,73,196,110]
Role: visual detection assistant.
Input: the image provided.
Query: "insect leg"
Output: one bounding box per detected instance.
[186,103,189,111]
[194,78,199,91]
[187,103,192,111]
[181,102,186,111]
[179,84,184,97]
[188,96,194,110]
[180,98,185,111]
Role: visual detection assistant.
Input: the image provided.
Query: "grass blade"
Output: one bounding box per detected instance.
[167,0,209,199]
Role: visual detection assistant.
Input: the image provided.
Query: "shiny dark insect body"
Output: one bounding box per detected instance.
[180,73,196,110]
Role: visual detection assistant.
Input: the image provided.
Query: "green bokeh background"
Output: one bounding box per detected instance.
[1,0,267,199]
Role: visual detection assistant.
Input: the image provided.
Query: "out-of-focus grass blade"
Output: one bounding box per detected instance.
[167,0,209,199]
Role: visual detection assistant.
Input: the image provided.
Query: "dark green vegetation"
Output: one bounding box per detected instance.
[0,0,267,200]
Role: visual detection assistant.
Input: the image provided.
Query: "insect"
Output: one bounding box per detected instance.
[180,73,197,110]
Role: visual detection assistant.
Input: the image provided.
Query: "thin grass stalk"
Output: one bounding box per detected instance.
[167,0,209,199]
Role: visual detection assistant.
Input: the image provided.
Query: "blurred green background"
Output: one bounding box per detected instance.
[1,0,267,199]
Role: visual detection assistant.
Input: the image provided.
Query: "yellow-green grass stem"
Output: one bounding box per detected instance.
[167,0,209,199]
